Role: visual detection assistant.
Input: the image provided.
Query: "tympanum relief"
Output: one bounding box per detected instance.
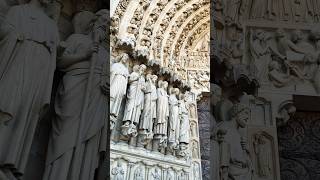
[247,27,320,94]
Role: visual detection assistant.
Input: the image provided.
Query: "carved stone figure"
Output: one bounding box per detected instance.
[249,29,271,82]
[112,162,125,180]
[154,81,169,137]
[134,167,144,180]
[43,10,108,180]
[110,53,129,130]
[217,103,253,180]
[0,0,59,178]
[168,88,180,151]
[179,93,190,144]
[273,29,305,79]
[191,141,199,159]
[122,64,147,137]
[140,74,158,134]
[151,169,161,180]
[254,134,271,177]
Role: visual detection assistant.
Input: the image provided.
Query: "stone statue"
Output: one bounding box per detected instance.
[178,93,190,157]
[249,29,269,81]
[112,162,125,180]
[154,80,169,139]
[110,53,129,130]
[254,134,271,177]
[134,167,144,180]
[178,93,190,144]
[191,141,199,159]
[168,88,180,152]
[217,103,253,180]
[140,74,158,134]
[0,0,60,178]
[122,64,147,138]
[43,10,108,180]
[138,74,157,147]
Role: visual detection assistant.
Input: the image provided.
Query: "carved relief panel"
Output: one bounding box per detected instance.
[244,26,320,95]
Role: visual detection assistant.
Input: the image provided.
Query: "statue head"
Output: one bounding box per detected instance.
[216,129,227,143]
[139,64,147,75]
[255,29,265,40]
[229,103,250,128]
[162,81,168,89]
[119,53,129,64]
[133,65,140,73]
[179,93,185,100]
[152,75,158,83]
[287,104,296,116]
[211,83,222,106]
[175,88,180,96]
[72,11,96,35]
[276,29,286,38]
[292,30,303,43]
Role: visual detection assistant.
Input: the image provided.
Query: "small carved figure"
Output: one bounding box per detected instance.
[254,134,272,177]
[134,167,144,180]
[112,163,125,180]
[151,169,161,180]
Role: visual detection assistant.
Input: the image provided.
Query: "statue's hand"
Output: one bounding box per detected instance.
[86,42,99,58]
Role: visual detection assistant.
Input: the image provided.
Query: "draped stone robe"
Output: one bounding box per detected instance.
[0,4,59,177]
[179,100,190,144]
[155,87,169,136]
[110,61,129,118]
[140,77,157,132]
[43,33,107,180]
[123,72,145,125]
[168,94,179,145]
